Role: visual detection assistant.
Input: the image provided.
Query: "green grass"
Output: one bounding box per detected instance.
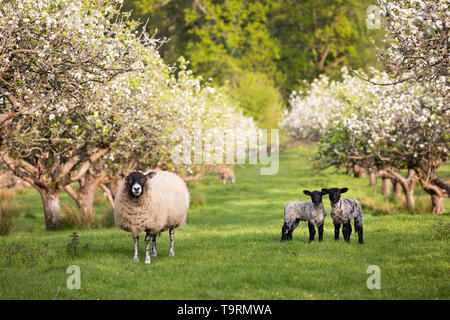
[0,145,449,299]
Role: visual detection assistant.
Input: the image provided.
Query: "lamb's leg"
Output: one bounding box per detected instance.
[133,235,139,261]
[342,222,352,243]
[355,218,364,244]
[317,222,324,242]
[151,235,158,257]
[281,219,299,241]
[334,222,341,240]
[144,231,151,264]
[169,228,175,256]
[308,222,316,242]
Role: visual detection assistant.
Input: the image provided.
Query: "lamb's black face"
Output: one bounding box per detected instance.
[119,171,157,198]
[303,190,327,206]
[322,187,348,204]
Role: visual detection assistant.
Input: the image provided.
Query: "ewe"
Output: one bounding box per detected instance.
[114,171,190,264]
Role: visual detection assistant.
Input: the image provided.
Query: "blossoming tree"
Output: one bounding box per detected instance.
[0,0,166,228]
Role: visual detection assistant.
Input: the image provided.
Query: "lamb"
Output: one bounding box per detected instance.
[218,165,235,184]
[321,187,363,244]
[281,190,328,242]
[114,170,190,264]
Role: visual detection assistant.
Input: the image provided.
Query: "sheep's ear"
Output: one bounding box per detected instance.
[146,171,157,180]
[321,189,329,195]
[117,173,125,181]
[340,187,349,193]
[303,190,311,196]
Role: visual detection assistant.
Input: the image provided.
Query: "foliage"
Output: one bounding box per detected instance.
[124,0,383,108]
[281,75,340,141]
[377,0,449,84]
[230,72,283,129]
[0,0,256,228]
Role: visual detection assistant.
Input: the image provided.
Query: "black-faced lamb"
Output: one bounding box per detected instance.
[322,187,363,244]
[114,170,190,264]
[281,190,328,242]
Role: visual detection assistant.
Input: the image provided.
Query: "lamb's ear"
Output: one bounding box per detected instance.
[340,187,349,193]
[146,171,157,180]
[321,189,329,195]
[303,190,311,196]
[117,173,125,181]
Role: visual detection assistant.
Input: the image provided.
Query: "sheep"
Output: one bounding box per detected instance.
[114,170,190,264]
[281,190,328,242]
[321,187,363,244]
[218,165,235,184]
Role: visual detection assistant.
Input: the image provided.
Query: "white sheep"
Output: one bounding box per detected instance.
[281,190,328,242]
[218,165,235,184]
[114,170,190,264]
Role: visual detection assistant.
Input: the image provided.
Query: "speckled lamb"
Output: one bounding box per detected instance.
[281,190,328,242]
[114,170,190,264]
[322,187,363,244]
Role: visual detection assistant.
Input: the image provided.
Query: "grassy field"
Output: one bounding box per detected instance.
[0,145,449,299]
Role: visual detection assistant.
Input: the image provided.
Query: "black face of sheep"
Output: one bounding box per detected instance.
[118,171,157,198]
[322,187,348,204]
[303,189,328,206]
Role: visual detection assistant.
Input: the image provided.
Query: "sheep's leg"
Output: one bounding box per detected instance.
[169,228,175,256]
[144,231,151,264]
[355,218,364,244]
[133,235,139,261]
[334,222,341,240]
[281,219,299,241]
[317,222,324,242]
[308,222,316,242]
[151,235,158,257]
[342,222,352,243]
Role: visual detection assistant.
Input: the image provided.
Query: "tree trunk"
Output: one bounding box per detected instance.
[40,191,61,230]
[353,164,366,178]
[368,168,377,186]
[393,180,402,198]
[386,169,417,213]
[413,166,448,214]
[64,172,110,226]
[403,186,416,212]
[74,190,96,226]
[381,177,391,196]
[430,194,445,214]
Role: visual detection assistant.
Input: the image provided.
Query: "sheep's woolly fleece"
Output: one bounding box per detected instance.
[114,171,190,236]
[284,201,327,226]
[330,198,363,224]
[218,165,235,182]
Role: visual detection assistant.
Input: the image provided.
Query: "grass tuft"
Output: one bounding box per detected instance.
[0,201,19,236]
[59,204,95,230]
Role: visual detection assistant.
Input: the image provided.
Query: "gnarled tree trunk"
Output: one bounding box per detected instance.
[393,179,403,198]
[386,169,418,212]
[64,172,110,226]
[414,168,447,214]
[39,190,61,230]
